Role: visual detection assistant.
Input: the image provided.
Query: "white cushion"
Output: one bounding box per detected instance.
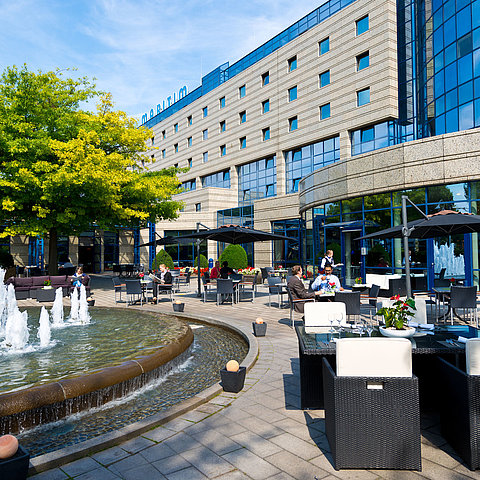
[410,298,427,324]
[365,274,402,290]
[304,302,347,329]
[466,338,480,375]
[336,338,412,377]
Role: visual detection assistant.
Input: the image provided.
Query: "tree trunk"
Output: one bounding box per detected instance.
[48,228,58,275]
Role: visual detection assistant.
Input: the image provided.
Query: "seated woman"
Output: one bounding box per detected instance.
[71,266,87,288]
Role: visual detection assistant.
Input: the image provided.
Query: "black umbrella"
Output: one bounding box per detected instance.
[175,224,296,244]
[358,210,480,241]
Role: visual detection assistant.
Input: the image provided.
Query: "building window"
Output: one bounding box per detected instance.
[262,127,270,141]
[188,158,192,168]
[239,84,246,98]
[262,99,270,114]
[203,106,208,117]
[288,86,297,102]
[351,121,397,155]
[187,136,192,147]
[174,143,178,153]
[150,154,154,161]
[174,163,178,169]
[357,51,369,71]
[203,152,208,163]
[195,203,201,212]
[319,37,329,55]
[151,137,155,145]
[319,70,330,88]
[320,103,331,120]
[203,129,208,140]
[289,116,298,131]
[220,144,226,156]
[262,71,269,86]
[357,87,370,106]
[181,179,196,192]
[162,149,166,158]
[356,15,369,36]
[174,123,178,133]
[288,55,297,72]
[202,170,230,189]
[239,136,246,149]
[238,156,276,206]
[187,115,192,126]
[219,96,225,109]
[239,110,246,124]
[220,120,226,132]
[162,130,166,139]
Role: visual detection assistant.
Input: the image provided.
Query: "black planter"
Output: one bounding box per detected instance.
[87,300,95,307]
[173,303,185,312]
[220,366,246,393]
[0,444,30,480]
[252,322,267,337]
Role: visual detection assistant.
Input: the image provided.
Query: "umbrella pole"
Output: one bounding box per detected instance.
[401,195,412,298]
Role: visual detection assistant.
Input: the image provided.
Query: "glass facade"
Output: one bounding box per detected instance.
[103,231,119,271]
[181,179,196,192]
[202,170,230,188]
[164,230,207,267]
[351,120,398,155]
[272,219,303,268]
[286,136,340,194]
[238,156,276,206]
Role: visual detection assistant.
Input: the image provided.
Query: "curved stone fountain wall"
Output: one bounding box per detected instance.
[0,324,194,434]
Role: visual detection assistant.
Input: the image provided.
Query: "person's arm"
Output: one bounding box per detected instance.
[320,258,325,270]
[290,278,315,299]
[311,276,321,291]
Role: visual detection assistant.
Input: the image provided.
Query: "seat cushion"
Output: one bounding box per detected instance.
[304,302,347,328]
[336,337,412,377]
[13,277,33,287]
[466,338,480,375]
[32,276,50,287]
[50,275,67,285]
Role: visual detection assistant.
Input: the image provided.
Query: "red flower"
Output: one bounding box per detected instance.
[329,282,336,287]
[390,294,400,300]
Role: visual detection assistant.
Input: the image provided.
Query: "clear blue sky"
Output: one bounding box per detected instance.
[0,0,325,122]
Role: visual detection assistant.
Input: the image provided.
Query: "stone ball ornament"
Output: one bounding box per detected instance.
[0,434,18,459]
[226,360,240,372]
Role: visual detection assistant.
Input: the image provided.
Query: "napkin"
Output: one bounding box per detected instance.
[457,336,468,343]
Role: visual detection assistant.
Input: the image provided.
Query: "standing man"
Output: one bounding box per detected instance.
[287,265,321,313]
[311,264,344,292]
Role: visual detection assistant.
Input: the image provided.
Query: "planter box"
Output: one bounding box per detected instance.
[220,366,246,393]
[0,444,30,480]
[252,322,267,337]
[87,300,95,307]
[173,303,185,312]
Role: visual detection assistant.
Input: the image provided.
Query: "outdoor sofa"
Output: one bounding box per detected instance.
[5,275,90,299]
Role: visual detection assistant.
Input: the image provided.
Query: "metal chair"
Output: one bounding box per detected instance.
[362,284,381,320]
[112,276,126,303]
[286,286,315,327]
[177,272,191,290]
[202,275,215,303]
[450,285,478,326]
[238,272,258,302]
[267,276,285,307]
[216,279,235,306]
[125,279,143,306]
[334,291,361,324]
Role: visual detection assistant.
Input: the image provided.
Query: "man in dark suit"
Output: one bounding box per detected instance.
[287,265,320,313]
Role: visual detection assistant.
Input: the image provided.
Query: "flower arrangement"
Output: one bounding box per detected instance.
[376,295,416,330]
[43,280,51,286]
[323,281,338,293]
[355,277,363,284]
[237,267,260,275]
[139,272,144,279]
[449,277,456,285]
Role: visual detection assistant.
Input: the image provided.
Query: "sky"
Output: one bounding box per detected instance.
[0,0,326,122]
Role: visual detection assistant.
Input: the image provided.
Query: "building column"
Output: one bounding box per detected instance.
[339,130,351,162]
[275,149,286,197]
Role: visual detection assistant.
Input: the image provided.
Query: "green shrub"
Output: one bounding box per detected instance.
[194,254,208,268]
[152,249,174,270]
[0,247,14,269]
[219,244,248,270]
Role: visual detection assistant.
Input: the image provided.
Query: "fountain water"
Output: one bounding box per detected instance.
[37,307,51,347]
[433,242,465,277]
[4,286,29,351]
[69,287,79,322]
[50,287,64,326]
[78,285,90,324]
[0,269,6,336]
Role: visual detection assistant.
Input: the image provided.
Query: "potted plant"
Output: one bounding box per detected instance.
[220,360,246,393]
[86,296,95,307]
[355,277,363,285]
[43,279,52,289]
[376,295,416,338]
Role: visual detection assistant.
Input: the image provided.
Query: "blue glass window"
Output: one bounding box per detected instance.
[239,111,246,123]
[262,99,270,114]
[203,106,208,117]
[351,121,396,155]
[188,158,192,168]
[203,129,208,140]
[219,96,225,108]
[446,107,459,132]
[445,62,457,92]
[262,127,270,141]
[459,81,473,105]
[459,102,474,130]
[240,136,246,149]
[288,56,297,72]
[239,85,246,98]
[174,143,178,153]
[262,71,269,86]
[458,33,472,58]
[161,149,165,158]
[238,156,276,205]
[220,144,226,156]
[174,123,178,133]
[203,152,208,163]
[458,53,472,85]
[289,116,298,131]
[288,86,297,101]
[181,179,196,192]
[356,15,369,36]
[357,87,370,106]
[320,103,330,120]
[457,6,472,39]
[319,37,329,55]
[357,51,369,71]
[187,115,192,126]
[444,16,456,47]
[187,136,192,147]
[220,120,226,132]
[319,70,330,88]
[162,130,166,139]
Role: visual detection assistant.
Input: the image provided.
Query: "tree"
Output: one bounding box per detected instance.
[219,244,248,270]
[194,254,208,269]
[152,249,174,271]
[0,65,183,274]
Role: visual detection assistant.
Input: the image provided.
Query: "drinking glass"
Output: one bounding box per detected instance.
[365,319,374,337]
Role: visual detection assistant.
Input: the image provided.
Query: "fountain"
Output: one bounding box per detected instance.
[50,288,64,326]
[434,242,465,277]
[37,307,51,348]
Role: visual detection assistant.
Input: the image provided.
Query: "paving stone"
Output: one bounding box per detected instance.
[164,417,196,432]
[121,463,166,480]
[74,467,121,480]
[140,442,177,463]
[266,473,296,480]
[142,426,178,443]
[108,452,151,476]
[192,429,243,455]
[220,407,253,421]
[264,451,329,480]
[29,469,69,480]
[230,431,283,457]
[180,446,236,477]
[162,431,204,453]
[92,446,131,466]
[421,442,461,469]
[60,457,100,477]
[165,466,208,480]
[197,403,224,414]
[215,470,252,479]
[214,421,248,437]
[418,458,473,480]
[152,454,192,475]
[180,409,212,423]
[223,448,281,480]
[120,435,155,454]
[269,432,322,461]
[236,416,284,439]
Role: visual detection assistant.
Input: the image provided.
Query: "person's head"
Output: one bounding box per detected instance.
[76,266,83,275]
[222,261,228,268]
[159,263,167,272]
[215,261,220,268]
[292,265,302,276]
[326,249,333,257]
[324,265,333,276]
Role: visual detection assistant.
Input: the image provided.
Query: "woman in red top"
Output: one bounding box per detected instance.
[210,260,220,279]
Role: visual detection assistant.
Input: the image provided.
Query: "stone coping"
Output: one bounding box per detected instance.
[28,311,257,475]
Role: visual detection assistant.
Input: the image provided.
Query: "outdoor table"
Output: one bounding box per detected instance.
[432,287,464,322]
[36,288,56,302]
[351,284,369,294]
[296,324,478,409]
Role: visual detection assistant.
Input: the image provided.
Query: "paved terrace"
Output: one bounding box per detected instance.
[20,275,480,480]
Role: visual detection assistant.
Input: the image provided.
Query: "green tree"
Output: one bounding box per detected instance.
[152,249,174,270]
[194,254,208,269]
[0,65,183,274]
[219,244,248,270]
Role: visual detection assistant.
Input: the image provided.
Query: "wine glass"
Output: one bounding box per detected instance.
[365,319,374,337]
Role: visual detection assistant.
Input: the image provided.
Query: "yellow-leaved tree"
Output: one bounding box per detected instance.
[0,65,183,274]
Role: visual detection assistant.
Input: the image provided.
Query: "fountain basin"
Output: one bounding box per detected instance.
[0,309,193,435]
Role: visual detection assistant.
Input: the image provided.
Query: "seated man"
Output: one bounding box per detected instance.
[311,264,344,292]
[219,261,234,279]
[287,265,322,313]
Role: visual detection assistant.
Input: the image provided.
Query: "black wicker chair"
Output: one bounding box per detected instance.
[436,339,480,470]
[334,291,360,323]
[322,338,421,471]
[449,286,478,326]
